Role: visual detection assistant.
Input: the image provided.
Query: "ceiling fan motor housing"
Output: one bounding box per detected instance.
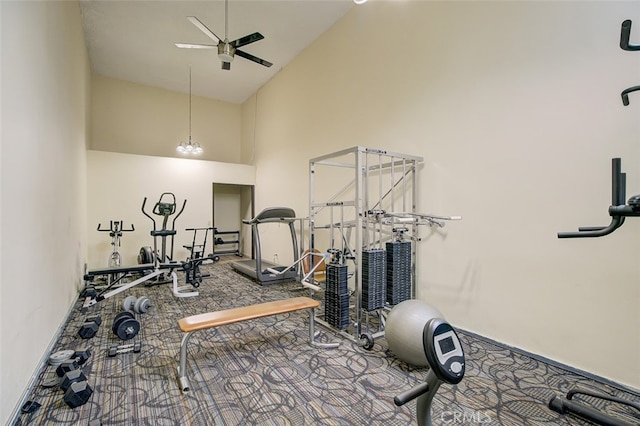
[218,42,235,62]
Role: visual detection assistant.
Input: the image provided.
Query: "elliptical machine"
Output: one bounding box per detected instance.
[138,192,186,266]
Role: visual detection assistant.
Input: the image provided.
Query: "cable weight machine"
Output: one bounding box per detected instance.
[308,147,461,349]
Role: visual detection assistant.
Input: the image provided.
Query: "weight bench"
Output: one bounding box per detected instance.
[177,296,339,392]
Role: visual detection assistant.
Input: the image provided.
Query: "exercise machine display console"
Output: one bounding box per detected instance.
[425,321,465,384]
[395,318,465,426]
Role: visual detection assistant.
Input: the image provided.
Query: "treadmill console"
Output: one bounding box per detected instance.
[423,318,465,384]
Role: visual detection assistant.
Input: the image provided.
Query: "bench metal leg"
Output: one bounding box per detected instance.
[308,307,340,349]
[178,332,193,392]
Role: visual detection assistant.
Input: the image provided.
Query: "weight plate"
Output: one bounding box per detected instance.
[135,296,151,313]
[138,246,153,264]
[42,374,61,388]
[123,296,137,311]
[49,350,75,366]
[111,311,135,335]
[116,318,140,340]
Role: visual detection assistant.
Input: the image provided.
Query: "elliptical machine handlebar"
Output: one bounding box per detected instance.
[558,158,640,238]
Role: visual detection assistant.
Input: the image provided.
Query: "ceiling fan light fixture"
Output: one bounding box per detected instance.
[353,0,368,4]
[218,42,235,63]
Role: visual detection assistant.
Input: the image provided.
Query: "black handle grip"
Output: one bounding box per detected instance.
[621,86,640,106]
[393,382,430,406]
[620,20,640,51]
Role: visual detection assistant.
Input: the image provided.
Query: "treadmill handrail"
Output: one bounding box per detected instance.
[245,207,297,224]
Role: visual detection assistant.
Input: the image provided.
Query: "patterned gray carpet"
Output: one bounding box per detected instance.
[15,260,640,425]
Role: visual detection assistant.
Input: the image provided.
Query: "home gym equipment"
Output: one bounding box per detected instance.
[213,228,241,256]
[97,220,134,268]
[385,299,444,367]
[308,147,461,348]
[551,158,640,425]
[394,317,465,426]
[77,315,102,340]
[138,192,186,266]
[177,296,339,392]
[123,295,152,314]
[230,207,300,285]
[182,227,220,288]
[107,341,142,357]
[82,194,199,306]
[620,20,640,106]
[111,311,140,340]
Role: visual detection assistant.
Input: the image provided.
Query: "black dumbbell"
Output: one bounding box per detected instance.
[122,296,152,313]
[112,311,140,340]
[63,380,93,408]
[81,286,97,298]
[60,369,87,392]
[78,315,102,339]
[56,360,80,378]
[74,347,92,365]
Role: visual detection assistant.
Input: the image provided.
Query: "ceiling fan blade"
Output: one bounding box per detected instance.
[232,32,264,48]
[221,62,231,71]
[187,16,221,44]
[235,49,273,68]
[175,43,216,49]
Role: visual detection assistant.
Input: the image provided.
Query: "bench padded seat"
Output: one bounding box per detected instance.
[178,297,320,333]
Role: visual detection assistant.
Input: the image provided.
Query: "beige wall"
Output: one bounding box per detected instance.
[0,1,90,423]
[241,1,640,388]
[91,74,242,163]
[86,151,255,269]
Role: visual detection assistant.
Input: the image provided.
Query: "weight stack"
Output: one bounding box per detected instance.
[362,249,386,311]
[325,264,349,330]
[386,240,412,305]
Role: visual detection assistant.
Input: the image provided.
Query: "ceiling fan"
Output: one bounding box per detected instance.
[175,0,272,70]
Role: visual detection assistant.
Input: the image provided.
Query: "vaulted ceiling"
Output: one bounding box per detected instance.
[79,0,355,104]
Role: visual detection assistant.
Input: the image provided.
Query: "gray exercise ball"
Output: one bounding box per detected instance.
[385,299,444,367]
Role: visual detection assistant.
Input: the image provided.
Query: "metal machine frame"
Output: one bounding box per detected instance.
[308,146,460,347]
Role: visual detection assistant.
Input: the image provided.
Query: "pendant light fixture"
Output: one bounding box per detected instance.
[177,66,203,155]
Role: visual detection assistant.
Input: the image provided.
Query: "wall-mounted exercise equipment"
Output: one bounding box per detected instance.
[307,146,461,350]
[551,157,640,425]
[620,20,640,105]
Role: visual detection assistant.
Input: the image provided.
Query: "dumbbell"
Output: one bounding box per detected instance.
[78,315,102,339]
[107,341,142,357]
[55,360,93,408]
[112,311,140,340]
[63,379,93,408]
[123,295,152,313]
[49,348,92,368]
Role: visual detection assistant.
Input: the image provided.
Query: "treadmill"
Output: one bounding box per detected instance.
[231,207,299,285]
